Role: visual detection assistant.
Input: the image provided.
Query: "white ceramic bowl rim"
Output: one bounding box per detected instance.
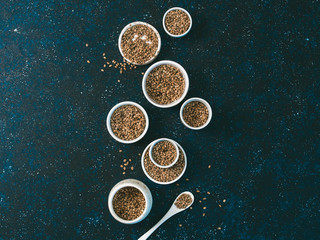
[106,101,149,144]
[141,140,187,185]
[142,60,189,108]
[149,138,180,168]
[180,97,212,130]
[118,21,161,65]
[163,7,192,37]
[108,179,151,224]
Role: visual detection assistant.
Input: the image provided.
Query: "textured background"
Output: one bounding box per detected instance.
[0,0,319,239]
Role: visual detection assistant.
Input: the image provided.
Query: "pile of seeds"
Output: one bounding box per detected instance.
[165,9,191,36]
[112,187,146,220]
[111,105,146,141]
[151,140,177,166]
[174,193,193,209]
[143,146,185,183]
[182,101,209,127]
[120,24,159,65]
[146,64,185,105]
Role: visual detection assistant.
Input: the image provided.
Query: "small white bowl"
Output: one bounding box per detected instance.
[141,140,187,185]
[106,101,149,144]
[108,179,153,224]
[142,60,189,108]
[180,97,212,130]
[149,138,180,168]
[163,7,192,37]
[118,21,161,66]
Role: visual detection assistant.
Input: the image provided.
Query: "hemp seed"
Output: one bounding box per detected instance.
[110,105,146,141]
[182,101,209,128]
[143,146,185,183]
[146,64,185,105]
[165,9,191,36]
[151,140,177,166]
[120,24,159,65]
[112,187,146,220]
[174,193,193,209]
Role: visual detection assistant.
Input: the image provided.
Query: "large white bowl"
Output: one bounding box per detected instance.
[142,60,189,108]
[106,101,149,144]
[141,140,187,185]
[118,21,161,66]
[108,179,153,224]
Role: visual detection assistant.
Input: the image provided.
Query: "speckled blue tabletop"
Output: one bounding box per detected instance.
[0,0,319,239]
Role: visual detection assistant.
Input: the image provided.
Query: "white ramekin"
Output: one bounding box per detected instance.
[149,138,180,168]
[141,140,187,185]
[106,101,149,144]
[108,179,153,224]
[180,97,212,130]
[142,60,189,108]
[118,21,161,66]
[163,7,192,37]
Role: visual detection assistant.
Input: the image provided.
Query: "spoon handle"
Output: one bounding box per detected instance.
[138,207,177,240]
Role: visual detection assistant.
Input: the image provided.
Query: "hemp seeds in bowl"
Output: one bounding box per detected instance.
[142,60,189,108]
[163,7,192,37]
[180,98,212,130]
[118,21,161,65]
[106,101,149,144]
[108,179,153,224]
[141,140,187,185]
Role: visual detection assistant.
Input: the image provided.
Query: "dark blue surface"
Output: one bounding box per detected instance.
[1,0,319,239]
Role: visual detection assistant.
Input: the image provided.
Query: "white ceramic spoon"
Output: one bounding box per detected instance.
[138,191,194,240]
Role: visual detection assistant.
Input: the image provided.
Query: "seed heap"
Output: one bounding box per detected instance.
[146,64,185,105]
[174,193,193,209]
[182,101,209,127]
[151,141,177,166]
[111,105,146,141]
[165,10,191,36]
[121,24,159,65]
[112,187,146,220]
[144,146,185,183]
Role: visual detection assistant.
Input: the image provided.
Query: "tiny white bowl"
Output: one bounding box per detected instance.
[180,97,212,130]
[108,179,153,224]
[118,21,161,66]
[163,7,192,38]
[142,60,189,108]
[149,138,180,168]
[106,101,149,144]
[141,140,187,185]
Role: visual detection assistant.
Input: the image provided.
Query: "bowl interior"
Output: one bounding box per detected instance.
[142,60,189,108]
[118,21,161,65]
[109,182,149,224]
[163,7,192,37]
[180,98,212,130]
[106,101,149,144]
[141,140,187,185]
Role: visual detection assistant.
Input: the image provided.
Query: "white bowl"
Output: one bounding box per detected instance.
[180,97,212,130]
[163,7,192,37]
[108,179,153,224]
[149,138,180,168]
[106,101,149,144]
[141,140,187,185]
[118,21,161,66]
[142,60,189,108]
